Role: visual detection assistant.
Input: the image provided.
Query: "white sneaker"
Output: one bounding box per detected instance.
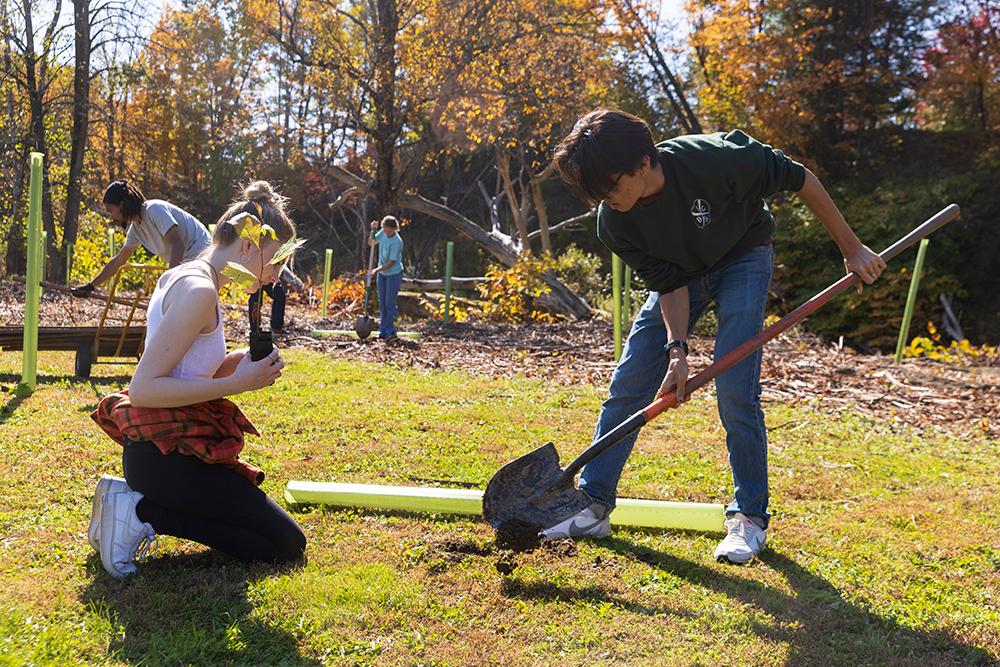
[88,475,129,551]
[99,490,157,579]
[538,503,612,541]
[714,513,767,564]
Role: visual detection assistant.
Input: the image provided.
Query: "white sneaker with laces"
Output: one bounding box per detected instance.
[538,503,611,541]
[99,490,157,579]
[714,513,767,564]
[88,475,129,551]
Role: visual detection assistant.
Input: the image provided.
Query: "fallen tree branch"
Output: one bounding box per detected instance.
[527,209,595,240]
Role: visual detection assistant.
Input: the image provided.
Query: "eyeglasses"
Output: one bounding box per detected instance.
[600,171,626,200]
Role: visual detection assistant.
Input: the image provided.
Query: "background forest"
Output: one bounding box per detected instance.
[2,0,998,347]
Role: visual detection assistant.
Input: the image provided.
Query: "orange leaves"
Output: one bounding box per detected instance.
[689,0,821,149]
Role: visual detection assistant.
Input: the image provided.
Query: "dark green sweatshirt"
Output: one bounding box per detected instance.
[597,129,806,293]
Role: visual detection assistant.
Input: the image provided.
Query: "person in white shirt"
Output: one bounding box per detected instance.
[72,179,212,297]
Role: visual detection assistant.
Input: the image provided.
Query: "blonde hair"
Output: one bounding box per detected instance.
[214,181,296,246]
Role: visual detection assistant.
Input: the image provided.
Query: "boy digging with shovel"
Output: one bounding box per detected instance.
[549,109,885,563]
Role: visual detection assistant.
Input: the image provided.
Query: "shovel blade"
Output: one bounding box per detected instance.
[354,315,376,339]
[482,442,591,549]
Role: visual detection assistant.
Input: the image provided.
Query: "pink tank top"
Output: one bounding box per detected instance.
[145,264,227,380]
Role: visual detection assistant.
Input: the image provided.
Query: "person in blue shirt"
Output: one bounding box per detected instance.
[369,215,404,341]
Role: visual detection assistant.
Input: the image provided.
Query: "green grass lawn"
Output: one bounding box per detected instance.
[0,348,997,666]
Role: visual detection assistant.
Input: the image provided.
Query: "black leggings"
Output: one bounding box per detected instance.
[122,440,306,564]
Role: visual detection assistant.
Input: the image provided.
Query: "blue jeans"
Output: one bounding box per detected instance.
[579,245,774,527]
[377,272,402,338]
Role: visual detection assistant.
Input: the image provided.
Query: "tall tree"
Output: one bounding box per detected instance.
[919,0,999,134]
[130,0,264,214]
[60,0,91,282]
[0,0,63,274]
[689,0,930,166]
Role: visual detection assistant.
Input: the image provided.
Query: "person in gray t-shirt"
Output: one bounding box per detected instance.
[72,180,212,297]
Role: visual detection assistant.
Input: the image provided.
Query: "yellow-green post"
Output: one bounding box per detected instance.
[18,152,43,396]
[65,244,73,284]
[894,238,930,363]
[443,241,454,323]
[321,248,332,318]
[612,253,622,361]
[107,227,115,257]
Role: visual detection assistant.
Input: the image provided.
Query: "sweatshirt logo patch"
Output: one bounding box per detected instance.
[691,199,711,228]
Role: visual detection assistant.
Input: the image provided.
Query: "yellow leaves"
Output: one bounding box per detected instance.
[477,257,559,323]
[690,0,813,148]
[902,322,999,364]
[221,262,259,291]
[230,211,278,249]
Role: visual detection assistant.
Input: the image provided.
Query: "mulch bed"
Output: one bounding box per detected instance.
[3,279,996,440]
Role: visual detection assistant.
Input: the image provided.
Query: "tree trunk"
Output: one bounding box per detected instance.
[496,147,532,256]
[529,163,555,255]
[21,0,57,278]
[372,0,400,216]
[3,148,26,275]
[60,0,91,282]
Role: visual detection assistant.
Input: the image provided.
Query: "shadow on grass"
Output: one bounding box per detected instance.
[501,577,697,620]
[588,538,992,666]
[0,371,133,388]
[0,391,26,426]
[81,551,319,666]
[0,371,132,419]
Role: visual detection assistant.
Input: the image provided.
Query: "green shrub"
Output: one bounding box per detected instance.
[553,244,604,305]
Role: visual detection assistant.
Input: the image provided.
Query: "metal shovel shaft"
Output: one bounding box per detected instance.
[363,238,377,313]
[558,204,960,484]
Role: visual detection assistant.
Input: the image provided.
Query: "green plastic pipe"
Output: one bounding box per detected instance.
[321,248,332,318]
[18,153,43,396]
[894,238,930,363]
[443,241,454,324]
[284,481,725,533]
[612,253,622,361]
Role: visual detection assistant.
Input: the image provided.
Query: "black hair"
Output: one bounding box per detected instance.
[552,108,658,206]
[102,179,146,219]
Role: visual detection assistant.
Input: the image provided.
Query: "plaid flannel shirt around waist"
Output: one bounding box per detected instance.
[92,392,264,485]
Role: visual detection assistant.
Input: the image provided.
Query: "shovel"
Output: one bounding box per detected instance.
[482,204,960,548]
[354,234,378,339]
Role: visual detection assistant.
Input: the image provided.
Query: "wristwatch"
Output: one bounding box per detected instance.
[664,339,689,357]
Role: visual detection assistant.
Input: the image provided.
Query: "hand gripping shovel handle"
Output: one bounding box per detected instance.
[558,204,960,484]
